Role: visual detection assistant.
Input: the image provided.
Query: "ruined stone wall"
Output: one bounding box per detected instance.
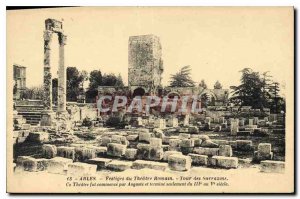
[128,35,163,93]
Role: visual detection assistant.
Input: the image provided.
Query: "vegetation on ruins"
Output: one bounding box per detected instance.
[66,67,86,102]
[230,68,285,113]
[169,65,195,87]
[86,70,124,102]
[20,86,43,100]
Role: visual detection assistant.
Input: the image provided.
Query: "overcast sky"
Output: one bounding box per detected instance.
[7,7,293,93]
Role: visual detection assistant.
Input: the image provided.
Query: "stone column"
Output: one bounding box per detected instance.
[57,33,67,113]
[43,30,53,111]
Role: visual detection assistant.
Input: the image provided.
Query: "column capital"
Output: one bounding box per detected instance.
[58,33,67,45]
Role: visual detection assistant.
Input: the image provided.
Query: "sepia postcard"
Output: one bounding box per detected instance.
[6,6,294,193]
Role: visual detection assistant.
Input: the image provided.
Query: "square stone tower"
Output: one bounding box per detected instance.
[128,34,163,95]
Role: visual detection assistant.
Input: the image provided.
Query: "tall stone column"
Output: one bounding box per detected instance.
[57,33,67,113]
[43,30,53,111]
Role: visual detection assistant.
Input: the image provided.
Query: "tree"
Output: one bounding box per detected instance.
[230,68,267,109]
[67,67,85,102]
[102,73,124,87]
[86,70,102,102]
[21,86,44,100]
[169,65,195,87]
[199,79,207,89]
[269,82,281,113]
[214,81,222,89]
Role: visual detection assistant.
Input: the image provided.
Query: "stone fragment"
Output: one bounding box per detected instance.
[260,160,285,173]
[139,131,154,142]
[180,139,194,148]
[218,145,233,157]
[107,143,126,157]
[188,154,208,166]
[210,156,238,169]
[47,157,73,175]
[125,148,137,160]
[86,146,107,157]
[149,138,162,148]
[27,132,49,143]
[236,140,253,151]
[168,154,192,171]
[201,140,218,148]
[75,147,96,162]
[178,133,190,139]
[100,136,111,146]
[163,151,182,161]
[57,146,75,160]
[87,158,112,170]
[67,162,97,175]
[107,160,132,171]
[126,134,139,141]
[132,160,168,171]
[111,135,129,145]
[42,144,57,159]
[136,143,164,161]
[193,147,219,156]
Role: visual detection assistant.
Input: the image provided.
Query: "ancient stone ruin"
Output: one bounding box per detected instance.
[13,18,286,176]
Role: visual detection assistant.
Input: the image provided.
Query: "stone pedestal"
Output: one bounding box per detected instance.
[40,111,55,126]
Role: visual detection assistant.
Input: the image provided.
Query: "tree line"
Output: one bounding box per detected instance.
[21,67,124,103]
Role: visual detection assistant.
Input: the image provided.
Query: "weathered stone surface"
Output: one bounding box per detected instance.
[193,147,219,156]
[180,139,194,148]
[139,131,154,142]
[211,156,238,169]
[168,154,192,171]
[211,139,229,146]
[169,139,181,148]
[100,136,112,146]
[42,144,57,159]
[132,160,168,171]
[136,143,164,161]
[260,160,285,173]
[149,138,162,148]
[87,158,112,170]
[258,143,272,154]
[254,151,273,162]
[27,132,49,143]
[188,154,208,166]
[57,146,75,160]
[191,138,202,147]
[75,147,96,162]
[178,133,190,140]
[47,157,73,175]
[218,145,233,157]
[107,160,133,171]
[67,162,97,175]
[16,156,48,172]
[125,148,138,160]
[86,146,107,157]
[111,135,129,145]
[126,134,139,141]
[188,126,199,133]
[107,143,126,157]
[236,140,253,151]
[163,151,182,161]
[198,135,210,141]
[238,158,252,168]
[201,140,218,148]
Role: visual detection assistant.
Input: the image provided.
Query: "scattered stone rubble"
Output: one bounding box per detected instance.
[13,113,286,175]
